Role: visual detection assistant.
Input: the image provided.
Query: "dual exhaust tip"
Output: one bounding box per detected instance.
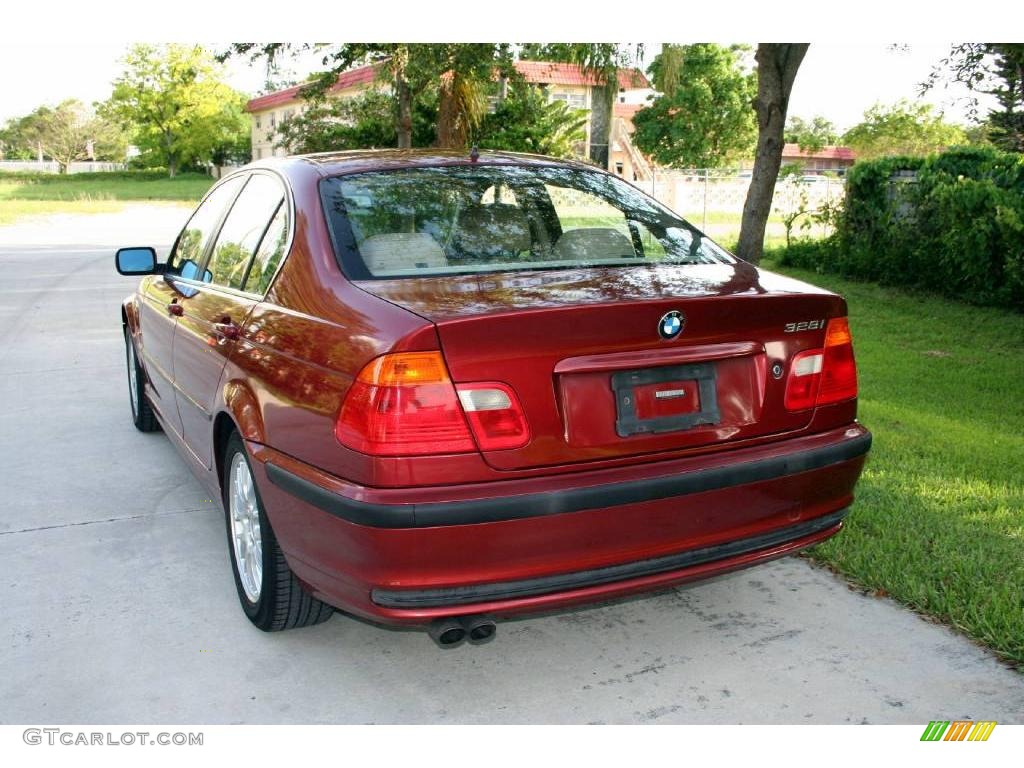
[429,616,497,648]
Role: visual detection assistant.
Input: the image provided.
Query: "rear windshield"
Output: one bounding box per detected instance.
[320,164,735,279]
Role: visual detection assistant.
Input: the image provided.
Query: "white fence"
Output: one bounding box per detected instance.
[0,160,127,174]
[640,169,845,244]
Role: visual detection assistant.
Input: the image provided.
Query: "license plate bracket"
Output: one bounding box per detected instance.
[612,362,720,437]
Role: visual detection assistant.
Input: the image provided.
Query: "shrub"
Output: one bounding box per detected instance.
[773,147,1024,310]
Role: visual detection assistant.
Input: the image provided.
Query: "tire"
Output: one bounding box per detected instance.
[222,431,334,631]
[125,327,159,433]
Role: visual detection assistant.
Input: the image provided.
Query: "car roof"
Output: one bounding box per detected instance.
[246,148,598,179]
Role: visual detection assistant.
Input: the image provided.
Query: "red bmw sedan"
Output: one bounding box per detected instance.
[115,151,870,646]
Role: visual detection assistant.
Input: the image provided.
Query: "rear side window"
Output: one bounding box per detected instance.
[320,165,735,279]
[207,174,286,291]
[248,203,289,295]
[171,176,245,279]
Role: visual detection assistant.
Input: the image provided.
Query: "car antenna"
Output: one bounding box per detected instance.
[469,145,480,163]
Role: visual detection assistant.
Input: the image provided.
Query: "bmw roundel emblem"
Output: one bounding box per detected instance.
[658,310,685,340]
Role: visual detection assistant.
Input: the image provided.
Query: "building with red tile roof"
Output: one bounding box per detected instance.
[245,60,652,163]
[780,143,857,171]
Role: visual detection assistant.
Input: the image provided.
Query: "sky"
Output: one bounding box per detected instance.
[0,42,997,133]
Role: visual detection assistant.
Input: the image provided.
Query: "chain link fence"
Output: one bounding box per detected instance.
[638,169,845,246]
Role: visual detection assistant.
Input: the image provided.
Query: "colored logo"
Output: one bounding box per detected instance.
[920,721,997,742]
[658,310,685,340]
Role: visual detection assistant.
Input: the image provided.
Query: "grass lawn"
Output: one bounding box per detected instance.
[0,199,126,226]
[763,259,1024,665]
[0,172,212,225]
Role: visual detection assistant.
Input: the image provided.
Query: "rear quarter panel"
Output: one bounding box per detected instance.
[218,161,443,479]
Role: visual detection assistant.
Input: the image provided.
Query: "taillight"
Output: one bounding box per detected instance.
[784,349,824,411]
[335,353,531,456]
[336,351,476,456]
[817,317,858,405]
[784,317,858,412]
[456,382,530,451]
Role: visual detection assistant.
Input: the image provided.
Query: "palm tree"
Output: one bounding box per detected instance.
[518,43,645,167]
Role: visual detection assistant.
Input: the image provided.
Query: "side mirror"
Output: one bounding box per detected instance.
[115,247,158,276]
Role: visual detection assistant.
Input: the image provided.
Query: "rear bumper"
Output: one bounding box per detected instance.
[371,507,848,608]
[250,423,870,624]
[264,430,870,528]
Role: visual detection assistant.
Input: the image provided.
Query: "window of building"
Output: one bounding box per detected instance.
[550,92,586,109]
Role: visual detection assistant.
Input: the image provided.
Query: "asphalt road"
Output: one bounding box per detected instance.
[1,207,1023,724]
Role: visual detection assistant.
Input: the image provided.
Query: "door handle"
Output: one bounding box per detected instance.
[213,317,240,341]
[167,302,183,317]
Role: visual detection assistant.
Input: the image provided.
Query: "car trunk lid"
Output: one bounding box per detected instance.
[357,262,847,471]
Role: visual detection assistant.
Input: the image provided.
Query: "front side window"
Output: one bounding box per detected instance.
[320,165,734,279]
[170,175,246,280]
[207,174,286,291]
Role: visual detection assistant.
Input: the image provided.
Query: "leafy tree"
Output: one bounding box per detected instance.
[104,44,251,176]
[274,89,435,153]
[210,92,254,168]
[228,44,512,150]
[841,101,966,160]
[926,44,1024,152]
[632,44,756,169]
[963,122,996,147]
[737,43,810,265]
[0,114,40,160]
[474,81,587,157]
[784,115,838,153]
[2,100,125,171]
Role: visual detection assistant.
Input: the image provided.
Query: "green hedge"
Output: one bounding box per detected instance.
[0,169,210,183]
[778,147,1024,310]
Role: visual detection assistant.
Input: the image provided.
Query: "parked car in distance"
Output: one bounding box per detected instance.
[116,150,870,647]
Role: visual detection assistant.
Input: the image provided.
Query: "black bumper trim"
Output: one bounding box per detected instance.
[371,507,850,608]
[264,430,871,529]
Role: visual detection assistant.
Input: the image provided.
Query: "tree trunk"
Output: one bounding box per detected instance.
[737,44,809,265]
[434,77,467,149]
[163,130,178,178]
[588,83,612,169]
[396,77,413,149]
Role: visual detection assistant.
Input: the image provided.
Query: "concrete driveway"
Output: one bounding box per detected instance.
[1,206,1022,724]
